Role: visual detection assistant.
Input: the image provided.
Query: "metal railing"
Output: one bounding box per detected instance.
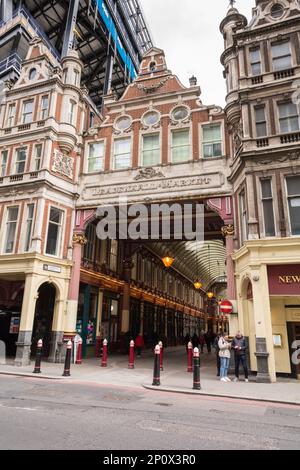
[0,53,22,76]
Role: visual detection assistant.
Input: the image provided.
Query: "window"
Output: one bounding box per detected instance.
[202,124,222,158]
[271,3,284,19]
[29,68,37,80]
[89,112,95,128]
[4,207,19,253]
[87,142,104,172]
[114,138,131,169]
[261,179,275,237]
[34,144,42,171]
[15,147,27,174]
[114,116,132,131]
[250,48,262,76]
[45,207,63,256]
[22,100,34,124]
[84,224,96,260]
[272,41,292,71]
[172,106,189,121]
[74,69,80,87]
[278,102,299,133]
[142,134,160,166]
[40,96,49,120]
[109,240,118,271]
[143,111,160,127]
[286,176,300,235]
[171,130,190,163]
[239,191,248,243]
[255,106,267,137]
[68,100,75,125]
[24,204,34,252]
[7,104,16,127]
[0,150,8,177]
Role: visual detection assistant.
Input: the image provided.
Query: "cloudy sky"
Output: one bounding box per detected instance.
[139,0,255,106]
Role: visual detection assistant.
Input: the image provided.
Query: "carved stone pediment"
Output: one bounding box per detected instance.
[134,167,165,181]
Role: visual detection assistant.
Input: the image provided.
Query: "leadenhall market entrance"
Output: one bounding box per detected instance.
[71,196,233,356]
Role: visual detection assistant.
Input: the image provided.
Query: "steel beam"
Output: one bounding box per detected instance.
[61,0,80,58]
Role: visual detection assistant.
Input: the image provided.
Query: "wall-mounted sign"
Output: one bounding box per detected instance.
[9,316,20,334]
[43,264,61,273]
[268,265,300,296]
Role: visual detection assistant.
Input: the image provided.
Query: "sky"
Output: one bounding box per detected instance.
[139,0,255,106]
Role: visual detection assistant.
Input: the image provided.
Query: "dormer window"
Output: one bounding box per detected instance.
[271,3,284,19]
[29,68,37,80]
[149,61,156,72]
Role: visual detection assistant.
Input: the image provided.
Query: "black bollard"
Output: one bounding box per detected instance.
[152,344,161,386]
[33,339,43,374]
[193,347,201,390]
[62,340,72,377]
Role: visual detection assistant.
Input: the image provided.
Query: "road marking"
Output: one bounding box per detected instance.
[0,403,36,411]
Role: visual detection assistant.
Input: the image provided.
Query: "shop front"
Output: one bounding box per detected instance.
[268,265,300,379]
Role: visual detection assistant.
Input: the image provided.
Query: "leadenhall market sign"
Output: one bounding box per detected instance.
[82,172,225,202]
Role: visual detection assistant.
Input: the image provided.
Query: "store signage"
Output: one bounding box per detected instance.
[268,265,300,295]
[43,264,61,273]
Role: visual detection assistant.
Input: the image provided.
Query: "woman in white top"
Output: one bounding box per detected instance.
[218,334,231,382]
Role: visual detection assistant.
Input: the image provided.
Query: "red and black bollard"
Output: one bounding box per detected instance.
[193,347,201,390]
[128,340,135,369]
[152,344,161,386]
[75,337,82,365]
[33,339,43,374]
[187,341,193,373]
[101,339,108,367]
[159,341,164,371]
[62,340,72,377]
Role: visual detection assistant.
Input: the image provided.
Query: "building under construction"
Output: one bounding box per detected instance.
[0,0,153,106]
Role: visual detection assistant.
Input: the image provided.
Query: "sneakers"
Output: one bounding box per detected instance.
[220,377,227,382]
[225,377,232,382]
[245,378,249,383]
[233,377,239,382]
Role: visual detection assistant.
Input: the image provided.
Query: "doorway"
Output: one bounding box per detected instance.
[287,323,300,379]
[31,283,56,358]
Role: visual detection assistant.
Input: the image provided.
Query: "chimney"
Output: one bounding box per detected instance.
[189,75,197,86]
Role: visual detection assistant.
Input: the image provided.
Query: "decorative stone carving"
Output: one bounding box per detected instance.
[222,224,235,237]
[231,121,243,153]
[52,150,74,179]
[259,151,300,166]
[134,167,165,181]
[137,76,170,94]
[72,233,87,245]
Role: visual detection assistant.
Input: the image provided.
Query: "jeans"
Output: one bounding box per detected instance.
[220,357,230,378]
[235,354,248,379]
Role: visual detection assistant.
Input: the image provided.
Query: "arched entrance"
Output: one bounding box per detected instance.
[31,283,56,358]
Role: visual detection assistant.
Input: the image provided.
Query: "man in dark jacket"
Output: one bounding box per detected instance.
[231,331,249,382]
[213,332,221,377]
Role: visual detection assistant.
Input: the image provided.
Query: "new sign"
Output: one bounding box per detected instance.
[268,265,300,296]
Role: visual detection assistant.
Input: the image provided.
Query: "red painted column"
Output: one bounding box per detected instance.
[187,341,193,372]
[128,340,135,369]
[101,339,108,367]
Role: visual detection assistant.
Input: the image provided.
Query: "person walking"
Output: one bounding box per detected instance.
[232,331,249,382]
[192,332,199,349]
[135,333,144,358]
[199,332,205,354]
[218,333,232,382]
[213,332,221,377]
[205,330,212,353]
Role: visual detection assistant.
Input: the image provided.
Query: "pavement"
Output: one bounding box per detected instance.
[0,346,299,405]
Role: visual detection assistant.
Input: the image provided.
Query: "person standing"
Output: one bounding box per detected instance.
[192,332,199,349]
[205,330,212,353]
[232,331,249,382]
[135,333,144,358]
[218,334,231,382]
[213,332,221,377]
[199,332,205,354]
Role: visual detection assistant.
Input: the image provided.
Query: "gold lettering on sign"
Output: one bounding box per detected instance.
[279,275,300,284]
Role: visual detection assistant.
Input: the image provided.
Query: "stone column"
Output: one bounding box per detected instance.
[121,258,133,334]
[251,266,276,383]
[222,224,236,301]
[15,274,39,366]
[48,298,65,363]
[95,288,104,357]
[65,233,87,338]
